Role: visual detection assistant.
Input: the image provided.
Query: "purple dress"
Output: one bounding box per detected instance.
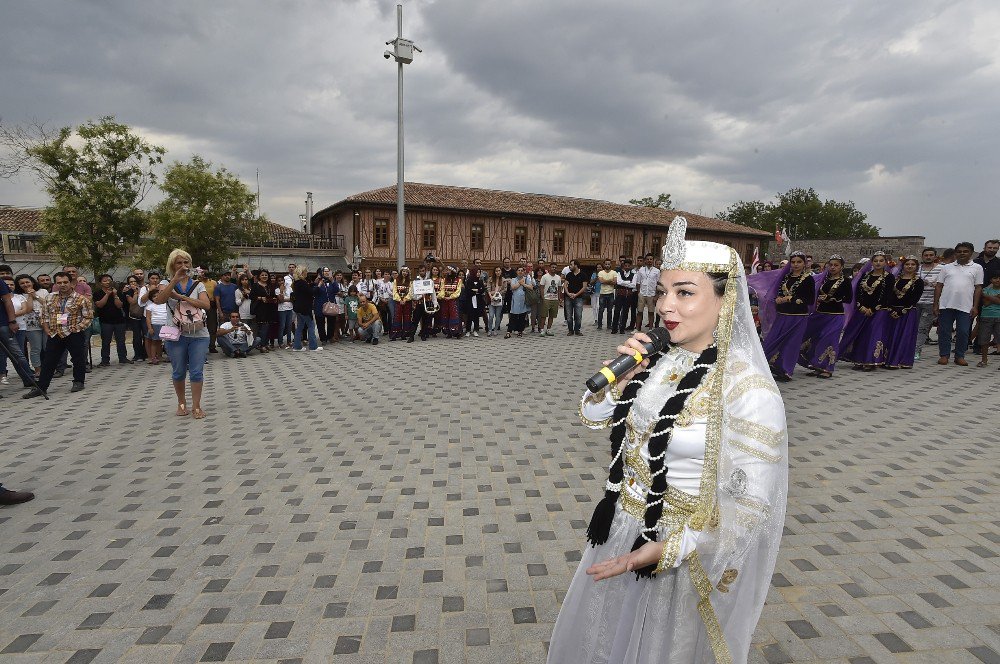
[839,271,895,366]
[761,272,815,377]
[798,275,853,374]
[883,276,924,368]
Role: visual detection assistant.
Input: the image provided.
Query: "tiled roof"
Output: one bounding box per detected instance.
[327,182,770,238]
[259,219,307,240]
[0,206,43,232]
[0,205,307,241]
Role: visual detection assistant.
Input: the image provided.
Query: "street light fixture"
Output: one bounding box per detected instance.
[385,4,421,270]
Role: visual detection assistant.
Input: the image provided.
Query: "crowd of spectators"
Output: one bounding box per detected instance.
[0,239,996,505]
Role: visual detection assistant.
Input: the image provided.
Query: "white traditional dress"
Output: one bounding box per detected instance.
[548,219,789,664]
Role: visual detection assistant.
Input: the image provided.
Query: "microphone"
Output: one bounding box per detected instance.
[585,328,671,393]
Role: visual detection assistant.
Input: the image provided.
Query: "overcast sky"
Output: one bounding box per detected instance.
[1,0,997,246]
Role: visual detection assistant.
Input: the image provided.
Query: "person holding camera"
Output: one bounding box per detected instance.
[152,249,211,419]
[217,311,259,357]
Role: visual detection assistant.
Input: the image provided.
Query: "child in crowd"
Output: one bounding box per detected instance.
[978,272,1000,367]
[345,285,361,341]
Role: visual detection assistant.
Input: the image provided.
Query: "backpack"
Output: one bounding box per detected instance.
[172,280,207,334]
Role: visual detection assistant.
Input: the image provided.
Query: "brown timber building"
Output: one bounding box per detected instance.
[311,183,771,270]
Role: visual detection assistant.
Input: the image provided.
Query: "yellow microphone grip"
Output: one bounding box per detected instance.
[599,367,617,384]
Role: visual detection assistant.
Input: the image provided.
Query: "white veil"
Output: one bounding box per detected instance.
[668,219,789,663]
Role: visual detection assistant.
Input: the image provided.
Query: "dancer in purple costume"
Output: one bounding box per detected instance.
[839,252,895,371]
[798,255,853,378]
[758,252,815,382]
[883,256,924,369]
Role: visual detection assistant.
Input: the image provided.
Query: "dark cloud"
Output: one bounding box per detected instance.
[1,0,997,245]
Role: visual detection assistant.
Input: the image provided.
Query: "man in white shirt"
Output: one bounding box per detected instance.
[634,253,661,331]
[934,242,983,366]
[217,311,258,358]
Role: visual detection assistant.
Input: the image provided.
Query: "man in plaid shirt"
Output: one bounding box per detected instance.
[24,271,94,398]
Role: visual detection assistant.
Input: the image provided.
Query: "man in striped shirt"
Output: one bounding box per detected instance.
[915,247,942,359]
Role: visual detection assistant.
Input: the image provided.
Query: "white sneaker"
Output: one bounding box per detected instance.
[0,375,7,385]
[293,348,305,352]
[314,347,323,352]
[473,331,479,337]
[465,331,471,337]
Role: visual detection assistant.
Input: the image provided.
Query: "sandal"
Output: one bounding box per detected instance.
[517,332,523,338]
[976,361,987,368]
[504,333,511,339]
[176,404,189,417]
[816,372,832,379]
[192,407,207,419]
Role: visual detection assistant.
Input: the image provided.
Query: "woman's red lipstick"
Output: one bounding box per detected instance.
[664,321,679,330]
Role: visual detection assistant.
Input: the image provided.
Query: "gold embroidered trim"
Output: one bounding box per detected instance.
[577,400,612,429]
[621,452,701,513]
[688,552,733,664]
[677,260,733,273]
[730,439,782,463]
[584,388,608,406]
[725,375,779,403]
[653,526,686,574]
[817,345,837,365]
[692,248,740,533]
[619,488,694,530]
[675,371,717,427]
[730,361,750,375]
[716,568,739,593]
[730,417,784,448]
[735,495,770,514]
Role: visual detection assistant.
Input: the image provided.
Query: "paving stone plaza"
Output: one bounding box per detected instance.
[0,328,997,663]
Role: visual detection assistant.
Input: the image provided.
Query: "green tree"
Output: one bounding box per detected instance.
[629,193,674,209]
[718,187,879,239]
[0,116,164,276]
[139,155,267,271]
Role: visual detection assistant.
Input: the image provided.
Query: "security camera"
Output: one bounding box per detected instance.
[384,50,393,59]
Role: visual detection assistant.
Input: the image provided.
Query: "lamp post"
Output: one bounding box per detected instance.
[384,4,421,270]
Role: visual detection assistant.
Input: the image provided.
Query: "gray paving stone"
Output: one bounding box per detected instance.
[0,330,995,663]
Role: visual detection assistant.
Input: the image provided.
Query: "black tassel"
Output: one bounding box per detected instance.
[630,534,659,578]
[586,490,620,546]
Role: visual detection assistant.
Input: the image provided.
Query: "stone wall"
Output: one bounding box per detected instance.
[764,236,927,266]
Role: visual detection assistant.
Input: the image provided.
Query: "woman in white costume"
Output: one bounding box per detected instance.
[548,217,788,664]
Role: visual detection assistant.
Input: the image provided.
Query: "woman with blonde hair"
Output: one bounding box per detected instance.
[152,249,211,419]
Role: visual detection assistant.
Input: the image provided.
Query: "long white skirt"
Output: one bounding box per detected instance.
[547,504,716,664]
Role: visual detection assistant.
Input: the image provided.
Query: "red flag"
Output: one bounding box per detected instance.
[774,225,782,245]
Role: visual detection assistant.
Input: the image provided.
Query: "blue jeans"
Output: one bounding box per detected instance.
[23,329,45,370]
[218,334,260,356]
[293,312,318,350]
[278,310,294,344]
[0,326,34,386]
[564,297,584,333]
[358,320,383,341]
[937,308,971,359]
[597,293,614,328]
[489,304,504,331]
[165,335,210,382]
